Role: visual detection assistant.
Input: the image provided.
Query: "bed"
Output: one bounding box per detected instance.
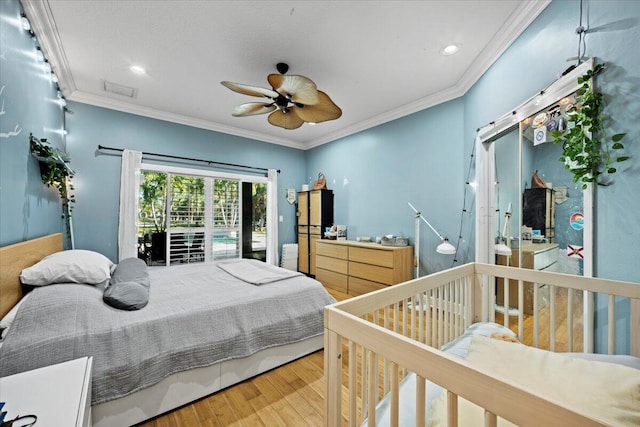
[0,233,335,427]
[324,262,640,426]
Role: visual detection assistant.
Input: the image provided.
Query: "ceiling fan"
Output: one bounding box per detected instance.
[221,63,342,130]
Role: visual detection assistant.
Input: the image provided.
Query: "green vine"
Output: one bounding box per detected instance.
[29,133,75,211]
[551,63,628,189]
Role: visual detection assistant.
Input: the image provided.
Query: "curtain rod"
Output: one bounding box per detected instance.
[97,145,280,173]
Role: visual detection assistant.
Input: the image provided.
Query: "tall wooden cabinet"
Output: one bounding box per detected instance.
[523,188,555,242]
[297,189,333,275]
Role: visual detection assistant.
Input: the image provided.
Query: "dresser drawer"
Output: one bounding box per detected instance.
[534,247,559,270]
[349,247,394,268]
[317,255,348,274]
[317,268,348,293]
[309,226,322,235]
[348,276,386,296]
[298,226,309,234]
[317,242,348,258]
[348,261,394,285]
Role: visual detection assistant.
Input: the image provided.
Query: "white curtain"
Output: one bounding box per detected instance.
[118,150,142,261]
[266,169,279,266]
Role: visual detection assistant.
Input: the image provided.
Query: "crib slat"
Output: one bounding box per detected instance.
[348,340,357,427]
[567,289,574,352]
[367,351,376,427]
[394,302,399,334]
[384,306,390,394]
[361,339,368,420]
[324,329,342,427]
[550,284,556,352]
[431,290,437,347]
[465,275,473,329]
[438,287,444,348]
[484,411,497,427]
[418,292,427,343]
[454,279,460,337]
[426,291,432,346]
[416,374,426,427]
[584,290,594,353]
[518,280,524,340]
[504,276,510,328]
[447,391,458,427]
[390,362,399,427]
[533,283,539,348]
[609,294,616,354]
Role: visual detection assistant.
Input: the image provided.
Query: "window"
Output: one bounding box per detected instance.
[137,165,268,267]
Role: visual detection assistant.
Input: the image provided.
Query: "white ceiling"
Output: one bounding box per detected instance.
[24,0,550,150]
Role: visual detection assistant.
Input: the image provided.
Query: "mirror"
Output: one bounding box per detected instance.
[520,95,583,277]
[475,59,594,330]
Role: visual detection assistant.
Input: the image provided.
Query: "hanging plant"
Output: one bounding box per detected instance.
[29,133,76,213]
[551,63,628,189]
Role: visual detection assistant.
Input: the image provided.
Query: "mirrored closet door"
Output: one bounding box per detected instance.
[475,59,595,350]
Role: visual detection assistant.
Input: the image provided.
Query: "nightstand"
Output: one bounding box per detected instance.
[0,357,93,427]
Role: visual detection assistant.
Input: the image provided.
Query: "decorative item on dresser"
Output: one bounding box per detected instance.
[296,189,334,275]
[315,240,413,296]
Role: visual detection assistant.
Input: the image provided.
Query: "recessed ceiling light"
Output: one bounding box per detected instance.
[441,44,459,56]
[129,65,146,75]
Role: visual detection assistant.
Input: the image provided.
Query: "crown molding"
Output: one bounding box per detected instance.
[304,84,464,149]
[67,90,306,149]
[456,0,552,94]
[23,0,551,150]
[21,0,76,96]
[306,0,551,149]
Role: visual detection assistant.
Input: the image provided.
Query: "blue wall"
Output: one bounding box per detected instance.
[463,0,640,354]
[306,98,465,275]
[65,102,306,262]
[308,0,640,353]
[0,0,66,246]
[2,0,638,352]
[465,0,640,281]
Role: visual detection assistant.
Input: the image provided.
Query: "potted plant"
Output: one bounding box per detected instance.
[551,63,628,189]
[29,133,75,244]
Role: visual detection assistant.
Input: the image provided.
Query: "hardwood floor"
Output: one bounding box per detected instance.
[139,286,584,426]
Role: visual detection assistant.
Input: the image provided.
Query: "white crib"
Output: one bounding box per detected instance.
[324,262,640,426]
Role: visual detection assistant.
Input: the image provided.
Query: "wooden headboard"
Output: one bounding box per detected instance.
[0,233,63,318]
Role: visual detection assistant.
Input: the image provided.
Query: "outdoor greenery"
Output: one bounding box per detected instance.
[551,63,628,189]
[138,172,252,234]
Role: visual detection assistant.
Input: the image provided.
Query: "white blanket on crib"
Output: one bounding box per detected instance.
[429,335,640,426]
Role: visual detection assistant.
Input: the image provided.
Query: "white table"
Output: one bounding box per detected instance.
[0,357,92,427]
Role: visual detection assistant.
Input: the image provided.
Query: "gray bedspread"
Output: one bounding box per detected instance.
[0,260,335,405]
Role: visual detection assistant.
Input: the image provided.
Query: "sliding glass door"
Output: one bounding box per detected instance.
[138,171,242,266]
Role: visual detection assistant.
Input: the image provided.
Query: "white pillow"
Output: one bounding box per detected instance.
[20,249,114,286]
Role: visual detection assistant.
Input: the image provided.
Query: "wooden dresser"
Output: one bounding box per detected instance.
[316,240,413,296]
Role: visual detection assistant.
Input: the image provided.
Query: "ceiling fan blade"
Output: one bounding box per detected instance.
[232,102,276,117]
[268,109,305,130]
[293,90,342,123]
[267,74,319,105]
[221,81,278,98]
